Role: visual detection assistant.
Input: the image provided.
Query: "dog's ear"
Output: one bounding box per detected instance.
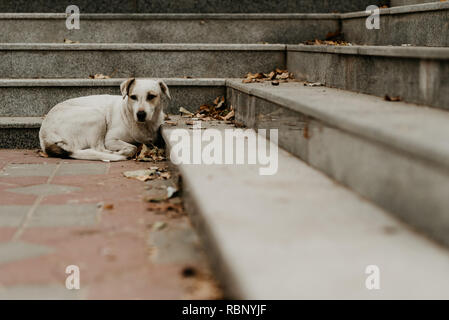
[158,80,171,100]
[120,78,135,99]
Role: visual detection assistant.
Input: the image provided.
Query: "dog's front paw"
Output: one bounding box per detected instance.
[117,145,138,157]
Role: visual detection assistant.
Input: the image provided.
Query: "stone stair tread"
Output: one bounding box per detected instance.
[227,79,449,169]
[0,117,42,128]
[161,118,449,299]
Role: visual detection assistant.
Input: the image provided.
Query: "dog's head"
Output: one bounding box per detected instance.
[120,78,171,123]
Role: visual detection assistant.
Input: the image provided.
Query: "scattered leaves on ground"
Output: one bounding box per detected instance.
[179,96,235,122]
[303,39,352,46]
[242,68,295,84]
[135,144,166,162]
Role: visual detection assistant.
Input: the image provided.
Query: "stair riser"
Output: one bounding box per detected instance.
[0,17,338,44]
[0,48,285,78]
[287,50,449,110]
[0,0,387,13]
[342,7,449,47]
[0,83,225,116]
[228,87,449,247]
[0,128,40,149]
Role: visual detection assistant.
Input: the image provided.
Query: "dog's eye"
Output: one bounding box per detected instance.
[147,94,157,100]
[129,95,137,100]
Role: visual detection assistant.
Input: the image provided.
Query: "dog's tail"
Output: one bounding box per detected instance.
[70,149,127,161]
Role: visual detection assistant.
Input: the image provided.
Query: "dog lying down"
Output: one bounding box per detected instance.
[39,78,170,161]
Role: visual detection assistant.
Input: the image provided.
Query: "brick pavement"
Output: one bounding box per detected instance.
[0,149,221,299]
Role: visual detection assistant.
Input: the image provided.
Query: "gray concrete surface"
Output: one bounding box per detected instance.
[287,45,449,110]
[0,44,286,79]
[341,2,449,46]
[0,13,339,44]
[227,80,449,246]
[0,78,226,116]
[0,0,388,13]
[0,117,41,149]
[161,118,449,299]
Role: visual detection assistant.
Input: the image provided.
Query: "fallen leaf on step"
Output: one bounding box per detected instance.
[384,95,402,102]
[152,221,167,231]
[304,81,324,87]
[179,107,194,116]
[223,110,235,121]
[165,121,177,126]
[89,74,110,79]
[123,169,156,180]
[37,150,48,158]
[63,38,79,44]
[103,204,114,210]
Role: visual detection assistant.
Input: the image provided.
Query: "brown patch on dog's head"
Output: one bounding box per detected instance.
[120,78,136,99]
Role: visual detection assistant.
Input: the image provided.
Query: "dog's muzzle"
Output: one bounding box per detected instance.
[136,111,147,122]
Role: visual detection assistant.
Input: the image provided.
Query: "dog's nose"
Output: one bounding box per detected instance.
[136,111,146,122]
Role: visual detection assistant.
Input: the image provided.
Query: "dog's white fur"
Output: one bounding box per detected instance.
[39,78,170,161]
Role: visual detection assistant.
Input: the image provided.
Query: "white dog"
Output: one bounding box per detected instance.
[39,78,170,161]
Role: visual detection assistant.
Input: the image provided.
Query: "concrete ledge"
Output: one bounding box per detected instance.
[0,78,226,116]
[341,2,449,18]
[287,45,449,59]
[0,78,226,87]
[0,117,42,128]
[0,45,285,78]
[287,47,449,110]
[227,80,449,246]
[0,13,341,20]
[341,3,449,47]
[0,14,338,44]
[0,43,286,51]
[161,117,449,299]
[0,0,388,14]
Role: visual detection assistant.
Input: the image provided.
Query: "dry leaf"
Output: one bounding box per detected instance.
[63,38,79,44]
[179,107,194,116]
[384,95,402,102]
[89,74,110,79]
[223,110,235,121]
[103,204,114,210]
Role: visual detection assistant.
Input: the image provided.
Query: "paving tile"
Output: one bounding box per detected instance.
[0,284,86,300]
[0,164,57,177]
[7,184,81,196]
[28,204,99,227]
[57,163,108,176]
[0,241,53,265]
[0,205,29,227]
[148,221,204,264]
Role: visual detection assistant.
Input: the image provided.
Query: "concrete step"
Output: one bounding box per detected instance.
[391,0,438,6]
[0,0,388,14]
[287,45,449,110]
[0,43,285,79]
[0,78,225,116]
[342,2,449,47]
[0,117,41,149]
[227,80,449,247]
[2,4,447,47]
[161,117,449,299]
[0,13,339,44]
